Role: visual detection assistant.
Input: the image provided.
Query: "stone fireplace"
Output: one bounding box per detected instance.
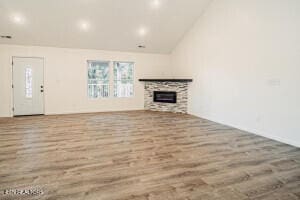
[139,79,192,114]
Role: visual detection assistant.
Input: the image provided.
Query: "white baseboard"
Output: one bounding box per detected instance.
[45,108,145,116]
[190,113,300,148]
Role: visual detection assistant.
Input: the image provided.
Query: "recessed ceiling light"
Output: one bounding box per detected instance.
[11,14,25,25]
[151,0,161,8]
[78,20,90,31]
[138,27,148,37]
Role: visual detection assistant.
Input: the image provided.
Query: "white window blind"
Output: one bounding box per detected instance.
[113,62,134,97]
[87,61,110,98]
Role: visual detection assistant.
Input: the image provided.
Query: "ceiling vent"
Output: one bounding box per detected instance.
[0,35,12,39]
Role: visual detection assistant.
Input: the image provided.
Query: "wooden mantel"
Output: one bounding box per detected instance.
[139,79,193,82]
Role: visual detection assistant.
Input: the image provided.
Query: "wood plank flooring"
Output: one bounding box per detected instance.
[0,111,299,200]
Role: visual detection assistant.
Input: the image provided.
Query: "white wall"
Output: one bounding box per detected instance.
[171,0,300,147]
[0,44,170,117]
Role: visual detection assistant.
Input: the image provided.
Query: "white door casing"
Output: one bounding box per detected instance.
[13,57,44,116]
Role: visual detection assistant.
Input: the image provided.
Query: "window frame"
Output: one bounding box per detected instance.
[113,61,135,98]
[87,60,111,99]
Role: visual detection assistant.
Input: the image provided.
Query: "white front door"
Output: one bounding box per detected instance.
[13,57,44,116]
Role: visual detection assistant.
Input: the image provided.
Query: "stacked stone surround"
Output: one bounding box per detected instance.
[144,82,188,113]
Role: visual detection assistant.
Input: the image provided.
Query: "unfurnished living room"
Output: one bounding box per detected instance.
[0,0,300,199]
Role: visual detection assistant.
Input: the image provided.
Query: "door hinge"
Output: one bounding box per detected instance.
[12,107,14,111]
[12,61,13,66]
[12,84,14,88]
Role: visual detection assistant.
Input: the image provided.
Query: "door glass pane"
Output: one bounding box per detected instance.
[25,68,33,98]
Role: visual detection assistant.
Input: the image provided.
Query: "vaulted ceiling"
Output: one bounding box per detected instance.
[0,0,211,54]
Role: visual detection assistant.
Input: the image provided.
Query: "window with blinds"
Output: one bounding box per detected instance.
[87,61,110,98]
[113,62,134,97]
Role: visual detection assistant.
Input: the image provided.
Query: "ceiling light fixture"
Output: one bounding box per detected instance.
[78,20,90,31]
[138,27,148,37]
[151,0,161,8]
[11,14,25,25]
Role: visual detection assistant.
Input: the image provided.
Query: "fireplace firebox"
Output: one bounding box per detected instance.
[153,91,177,104]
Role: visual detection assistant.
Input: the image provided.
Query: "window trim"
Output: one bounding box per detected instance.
[87,60,111,99]
[113,61,135,98]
